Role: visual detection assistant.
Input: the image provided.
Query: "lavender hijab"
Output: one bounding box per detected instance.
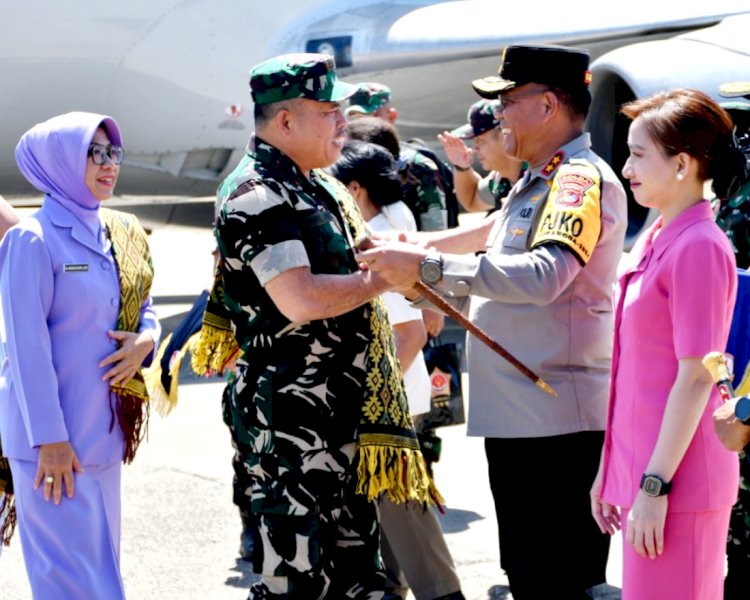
[15,112,122,229]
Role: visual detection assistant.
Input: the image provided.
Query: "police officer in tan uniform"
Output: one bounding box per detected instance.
[357,44,627,599]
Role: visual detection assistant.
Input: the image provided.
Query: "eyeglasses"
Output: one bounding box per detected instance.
[88,143,124,166]
[495,87,550,113]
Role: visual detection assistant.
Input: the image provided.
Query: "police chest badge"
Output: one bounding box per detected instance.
[531,160,602,265]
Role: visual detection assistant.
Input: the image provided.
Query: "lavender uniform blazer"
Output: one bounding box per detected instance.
[0,197,160,466]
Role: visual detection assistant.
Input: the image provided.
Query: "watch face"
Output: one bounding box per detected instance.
[642,476,662,497]
[735,396,750,424]
[420,258,442,284]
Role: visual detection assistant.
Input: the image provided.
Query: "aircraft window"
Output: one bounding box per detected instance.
[306,36,353,68]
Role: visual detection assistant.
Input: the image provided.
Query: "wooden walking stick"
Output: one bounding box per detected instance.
[415,281,557,398]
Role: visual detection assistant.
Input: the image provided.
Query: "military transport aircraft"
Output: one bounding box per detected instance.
[1,0,749,238]
[590,13,750,241]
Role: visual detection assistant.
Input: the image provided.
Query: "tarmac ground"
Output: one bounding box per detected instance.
[1,200,623,599]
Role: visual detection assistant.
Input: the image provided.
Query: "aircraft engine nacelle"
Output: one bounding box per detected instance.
[587,14,750,247]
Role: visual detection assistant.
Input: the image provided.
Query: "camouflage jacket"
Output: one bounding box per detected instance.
[487,164,528,210]
[398,145,447,231]
[215,135,373,449]
[487,172,514,209]
[715,178,750,269]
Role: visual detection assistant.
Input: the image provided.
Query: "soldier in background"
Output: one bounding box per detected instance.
[715,83,750,269]
[346,83,451,232]
[438,99,526,212]
[713,81,750,600]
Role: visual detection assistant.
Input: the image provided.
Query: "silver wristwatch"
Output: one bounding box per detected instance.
[419,254,444,285]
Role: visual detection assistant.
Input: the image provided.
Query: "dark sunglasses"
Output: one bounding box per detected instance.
[88,142,124,166]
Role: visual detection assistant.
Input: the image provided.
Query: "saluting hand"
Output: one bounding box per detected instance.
[437,132,473,170]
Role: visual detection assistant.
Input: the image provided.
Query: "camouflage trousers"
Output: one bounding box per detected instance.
[222,384,385,599]
[725,458,750,600]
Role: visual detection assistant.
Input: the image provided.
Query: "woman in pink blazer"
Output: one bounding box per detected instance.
[590,88,747,599]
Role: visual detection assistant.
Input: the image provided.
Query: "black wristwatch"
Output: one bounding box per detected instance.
[419,254,444,285]
[640,474,671,497]
[735,395,750,425]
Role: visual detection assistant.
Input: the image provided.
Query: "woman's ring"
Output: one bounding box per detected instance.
[44,475,54,484]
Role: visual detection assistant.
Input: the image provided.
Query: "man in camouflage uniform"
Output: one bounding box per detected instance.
[438,98,526,212]
[713,81,750,600]
[715,84,750,270]
[215,53,395,600]
[346,82,448,232]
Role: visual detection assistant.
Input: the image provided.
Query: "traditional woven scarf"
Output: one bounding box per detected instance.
[193,171,441,506]
[101,208,154,464]
[0,440,16,546]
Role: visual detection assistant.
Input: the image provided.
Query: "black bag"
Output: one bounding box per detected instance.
[419,338,465,430]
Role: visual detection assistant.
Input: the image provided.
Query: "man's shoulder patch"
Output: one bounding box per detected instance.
[531,159,602,265]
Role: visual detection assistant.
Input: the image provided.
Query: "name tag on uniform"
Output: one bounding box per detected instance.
[64,263,89,272]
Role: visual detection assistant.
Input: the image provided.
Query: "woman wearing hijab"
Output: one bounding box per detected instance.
[0,112,160,598]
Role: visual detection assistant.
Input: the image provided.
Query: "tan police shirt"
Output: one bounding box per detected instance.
[438,133,626,437]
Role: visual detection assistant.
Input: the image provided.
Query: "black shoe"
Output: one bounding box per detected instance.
[239,527,254,562]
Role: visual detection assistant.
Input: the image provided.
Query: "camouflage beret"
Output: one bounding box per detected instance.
[450,99,501,139]
[472,44,591,99]
[250,53,358,105]
[345,82,392,116]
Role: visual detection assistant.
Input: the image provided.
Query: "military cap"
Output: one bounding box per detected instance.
[450,99,501,139]
[719,82,750,111]
[250,53,358,105]
[345,82,392,116]
[472,44,592,99]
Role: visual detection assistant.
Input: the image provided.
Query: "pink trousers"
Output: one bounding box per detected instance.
[621,507,731,600]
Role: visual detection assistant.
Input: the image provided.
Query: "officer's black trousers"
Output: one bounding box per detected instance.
[485,431,610,600]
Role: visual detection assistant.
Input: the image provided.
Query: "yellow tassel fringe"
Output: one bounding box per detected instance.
[356,444,444,506]
[142,332,201,416]
[190,325,239,377]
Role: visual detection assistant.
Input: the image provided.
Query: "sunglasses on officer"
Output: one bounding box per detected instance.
[495,86,550,114]
[88,142,124,166]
